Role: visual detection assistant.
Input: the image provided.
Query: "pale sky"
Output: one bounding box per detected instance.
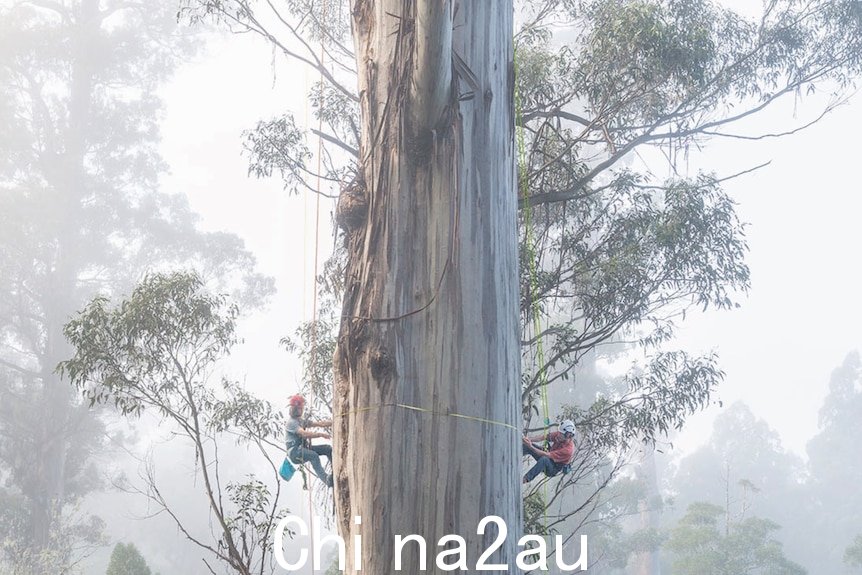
[159,30,336,397]
[157,12,862,472]
[653,94,862,457]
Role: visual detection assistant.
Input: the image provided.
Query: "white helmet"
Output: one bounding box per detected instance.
[560,420,576,436]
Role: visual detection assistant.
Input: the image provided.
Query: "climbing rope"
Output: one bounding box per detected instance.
[332,401,519,433]
[514,44,554,547]
[299,0,329,556]
[514,46,551,436]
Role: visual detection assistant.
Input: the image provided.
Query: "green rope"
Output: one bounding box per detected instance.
[514,47,551,436]
[514,45,552,545]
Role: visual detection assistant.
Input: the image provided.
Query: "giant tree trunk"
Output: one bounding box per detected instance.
[31,0,97,554]
[333,1,520,573]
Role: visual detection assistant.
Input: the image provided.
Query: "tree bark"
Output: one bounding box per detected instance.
[334,1,519,573]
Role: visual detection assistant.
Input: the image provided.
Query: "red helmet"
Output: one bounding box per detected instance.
[289,395,305,408]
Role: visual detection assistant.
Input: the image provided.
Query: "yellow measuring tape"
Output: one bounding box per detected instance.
[334,402,519,433]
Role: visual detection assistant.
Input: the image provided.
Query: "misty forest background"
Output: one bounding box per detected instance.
[1,0,862,574]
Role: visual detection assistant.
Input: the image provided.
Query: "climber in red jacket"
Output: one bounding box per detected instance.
[522,419,577,483]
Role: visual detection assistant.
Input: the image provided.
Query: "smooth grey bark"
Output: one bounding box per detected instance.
[333,1,520,573]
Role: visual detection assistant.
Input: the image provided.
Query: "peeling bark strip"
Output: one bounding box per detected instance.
[334,1,520,573]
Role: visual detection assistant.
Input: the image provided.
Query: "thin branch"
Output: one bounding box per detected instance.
[312,128,358,158]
